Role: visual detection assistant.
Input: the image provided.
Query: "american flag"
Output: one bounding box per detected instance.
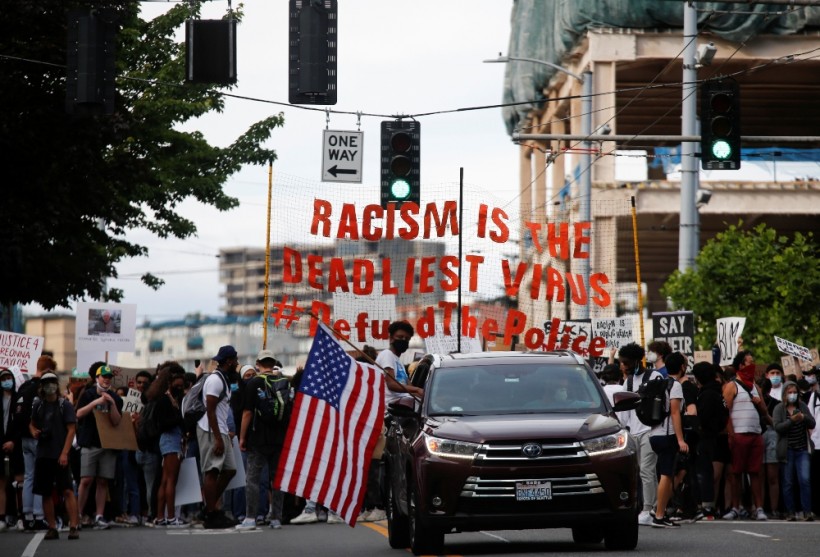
[274,323,385,526]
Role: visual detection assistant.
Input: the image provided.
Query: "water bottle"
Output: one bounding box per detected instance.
[3,456,9,478]
[651,395,664,422]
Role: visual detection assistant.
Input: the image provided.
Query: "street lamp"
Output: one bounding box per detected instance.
[484,53,593,320]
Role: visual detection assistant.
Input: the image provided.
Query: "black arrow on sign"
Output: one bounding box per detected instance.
[328,165,358,177]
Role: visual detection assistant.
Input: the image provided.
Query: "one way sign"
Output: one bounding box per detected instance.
[322,130,363,183]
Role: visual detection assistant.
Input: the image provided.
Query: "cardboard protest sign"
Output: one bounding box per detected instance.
[652,311,695,369]
[75,302,137,352]
[0,330,45,374]
[424,323,483,355]
[716,317,745,366]
[774,335,812,361]
[121,388,144,414]
[95,410,138,451]
[224,436,246,491]
[694,351,713,364]
[175,457,203,506]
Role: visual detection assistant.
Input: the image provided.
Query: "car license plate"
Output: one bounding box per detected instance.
[515,481,552,501]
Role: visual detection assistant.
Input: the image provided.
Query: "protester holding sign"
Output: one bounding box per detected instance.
[1,367,23,532]
[75,364,123,530]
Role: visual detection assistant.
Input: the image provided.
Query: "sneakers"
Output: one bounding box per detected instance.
[93,516,110,530]
[365,508,386,522]
[126,515,140,526]
[204,511,237,530]
[0,521,6,532]
[269,519,282,529]
[68,527,79,540]
[152,518,167,528]
[651,516,680,528]
[44,528,59,540]
[356,510,370,523]
[166,517,189,529]
[290,510,319,525]
[699,508,716,521]
[805,513,815,522]
[739,508,750,520]
[326,513,346,524]
[722,508,740,520]
[235,518,257,531]
[638,510,653,526]
[755,508,768,521]
[255,516,267,527]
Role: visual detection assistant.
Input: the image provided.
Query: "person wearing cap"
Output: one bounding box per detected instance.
[1,367,24,532]
[75,364,123,530]
[236,350,291,530]
[12,355,56,531]
[197,345,238,529]
[30,372,80,540]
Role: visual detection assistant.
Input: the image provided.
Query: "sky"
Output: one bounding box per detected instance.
[81,0,521,323]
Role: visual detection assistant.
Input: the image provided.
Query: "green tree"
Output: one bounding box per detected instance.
[661,222,820,363]
[0,1,284,309]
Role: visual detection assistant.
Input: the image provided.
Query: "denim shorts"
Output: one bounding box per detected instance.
[160,427,183,457]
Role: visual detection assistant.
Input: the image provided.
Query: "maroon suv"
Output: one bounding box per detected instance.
[383,351,639,555]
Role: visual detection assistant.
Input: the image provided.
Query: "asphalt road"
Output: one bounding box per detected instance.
[3,517,818,557]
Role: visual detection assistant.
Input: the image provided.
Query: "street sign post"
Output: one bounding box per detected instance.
[322,129,363,183]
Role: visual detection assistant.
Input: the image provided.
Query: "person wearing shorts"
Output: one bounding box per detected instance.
[75,365,123,529]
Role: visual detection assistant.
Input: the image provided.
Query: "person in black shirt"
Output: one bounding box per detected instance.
[692,363,728,520]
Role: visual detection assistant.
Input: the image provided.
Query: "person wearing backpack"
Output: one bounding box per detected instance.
[618,342,663,526]
[196,346,237,529]
[647,352,688,528]
[722,350,772,521]
[692,362,729,520]
[236,351,291,530]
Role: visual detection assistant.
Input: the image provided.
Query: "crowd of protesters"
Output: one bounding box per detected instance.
[605,341,820,528]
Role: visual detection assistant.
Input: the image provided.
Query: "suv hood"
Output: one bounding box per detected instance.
[426,413,620,443]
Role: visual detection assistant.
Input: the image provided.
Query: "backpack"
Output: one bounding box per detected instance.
[634,377,675,427]
[137,399,161,451]
[253,374,291,428]
[181,371,228,434]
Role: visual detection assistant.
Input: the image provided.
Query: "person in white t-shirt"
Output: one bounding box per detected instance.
[765,363,784,401]
[648,352,688,528]
[374,321,423,405]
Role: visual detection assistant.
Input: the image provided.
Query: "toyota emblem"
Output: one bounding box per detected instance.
[522,443,542,458]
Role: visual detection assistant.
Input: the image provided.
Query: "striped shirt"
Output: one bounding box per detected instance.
[787,409,809,451]
[730,381,762,434]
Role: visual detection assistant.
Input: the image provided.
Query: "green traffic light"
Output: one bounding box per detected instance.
[711,140,732,160]
[389,179,411,200]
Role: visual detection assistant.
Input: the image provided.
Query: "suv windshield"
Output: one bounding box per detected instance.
[427,363,605,415]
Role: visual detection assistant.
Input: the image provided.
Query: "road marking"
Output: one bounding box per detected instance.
[166,529,262,535]
[733,530,771,538]
[480,531,511,542]
[362,522,388,536]
[22,532,45,557]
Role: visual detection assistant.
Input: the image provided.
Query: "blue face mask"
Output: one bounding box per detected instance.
[1,379,13,390]
[770,375,782,387]
[230,383,239,393]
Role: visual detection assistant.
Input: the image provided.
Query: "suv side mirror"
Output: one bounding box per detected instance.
[612,390,641,412]
[388,397,419,418]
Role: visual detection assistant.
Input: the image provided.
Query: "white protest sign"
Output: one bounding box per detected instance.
[224,436,246,491]
[321,130,363,183]
[75,302,138,352]
[0,330,45,373]
[592,317,634,350]
[716,317,746,366]
[121,387,144,414]
[774,335,812,361]
[175,457,203,506]
[424,323,483,355]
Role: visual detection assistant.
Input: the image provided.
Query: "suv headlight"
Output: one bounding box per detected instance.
[423,433,480,460]
[580,430,629,456]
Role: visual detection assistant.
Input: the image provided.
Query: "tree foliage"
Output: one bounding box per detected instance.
[661,222,820,363]
[0,1,284,309]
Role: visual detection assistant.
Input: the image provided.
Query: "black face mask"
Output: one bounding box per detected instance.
[171,386,184,399]
[392,338,410,355]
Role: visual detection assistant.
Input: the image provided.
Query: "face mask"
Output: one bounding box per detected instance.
[1,379,13,390]
[769,375,782,386]
[646,351,658,364]
[392,339,410,355]
[806,375,817,385]
[787,393,798,403]
[43,383,59,396]
[171,386,184,398]
[230,383,239,393]
[555,388,568,401]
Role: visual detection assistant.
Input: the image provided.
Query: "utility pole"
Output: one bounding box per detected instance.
[680,2,699,272]
[578,72,592,320]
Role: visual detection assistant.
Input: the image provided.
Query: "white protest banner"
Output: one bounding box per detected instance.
[75,302,137,352]
[0,330,45,373]
[424,323,483,355]
[592,317,635,350]
[774,335,812,361]
[121,387,144,414]
[175,457,203,506]
[333,286,396,350]
[716,317,746,366]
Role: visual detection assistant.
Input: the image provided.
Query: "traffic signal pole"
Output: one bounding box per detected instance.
[679,2,699,272]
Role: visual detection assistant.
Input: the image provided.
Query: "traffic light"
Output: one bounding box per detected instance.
[289,0,337,105]
[185,18,238,85]
[66,10,116,116]
[701,79,741,170]
[381,120,420,207]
